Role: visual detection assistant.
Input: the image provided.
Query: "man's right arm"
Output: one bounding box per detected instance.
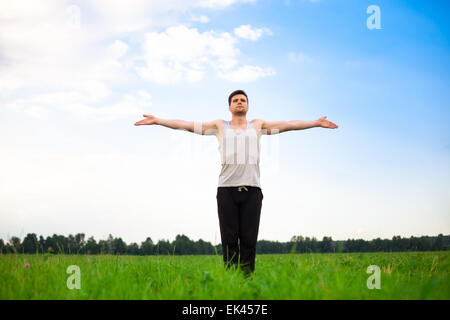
[135,115,221,136]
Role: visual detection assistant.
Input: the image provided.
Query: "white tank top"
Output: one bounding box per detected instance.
[217,120,261,188]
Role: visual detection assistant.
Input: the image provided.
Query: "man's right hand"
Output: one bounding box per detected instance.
[134,115,159,126]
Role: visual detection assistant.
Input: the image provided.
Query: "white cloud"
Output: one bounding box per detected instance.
[197,0,256,9]
[87,0,257,33]
[5,90,152,122]
[106,40,129,60]
[220,65,276,82]
[0,1,87,96]
[135,25,274,84]
[0,0,270,119]
[0,2,140,98]
[0,0,260,96]
[136,25,238,84]
[234,25,273,41]
[191,15,211,23]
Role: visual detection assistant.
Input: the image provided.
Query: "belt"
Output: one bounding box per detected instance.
[238,186,249,192]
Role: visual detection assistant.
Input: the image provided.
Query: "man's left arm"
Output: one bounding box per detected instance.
[257,116,338,135]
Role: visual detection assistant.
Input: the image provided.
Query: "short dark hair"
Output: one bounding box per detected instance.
[228,90,248,106]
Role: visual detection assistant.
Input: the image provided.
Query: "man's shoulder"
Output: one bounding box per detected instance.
[251,118,265,125]
[213,119,225,131]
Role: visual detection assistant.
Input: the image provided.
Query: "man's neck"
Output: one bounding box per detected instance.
[230,115,247,126]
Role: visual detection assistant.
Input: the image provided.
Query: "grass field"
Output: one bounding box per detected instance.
[0,252,448,299]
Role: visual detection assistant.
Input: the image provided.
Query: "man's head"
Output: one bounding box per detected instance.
[228,90,248,116]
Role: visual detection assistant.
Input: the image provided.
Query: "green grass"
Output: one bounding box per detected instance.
[0,252,448,299]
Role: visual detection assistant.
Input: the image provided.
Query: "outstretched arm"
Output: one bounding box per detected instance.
[134,115,220,135]
[258,116,338,135]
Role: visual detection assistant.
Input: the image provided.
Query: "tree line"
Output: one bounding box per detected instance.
[0,233,448,255]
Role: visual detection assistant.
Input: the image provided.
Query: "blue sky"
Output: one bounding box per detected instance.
[0,0,448,245]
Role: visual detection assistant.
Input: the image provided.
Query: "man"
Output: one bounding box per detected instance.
[134,89,338,276]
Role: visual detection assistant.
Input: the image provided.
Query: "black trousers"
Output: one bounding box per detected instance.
[216,186,264,274]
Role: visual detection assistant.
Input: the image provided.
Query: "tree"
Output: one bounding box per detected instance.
[155,239,172,255]
[102,234,127,254]
[85,236,100,254]
[74,233,86,253]
[320,236,333,253]
[418,236,432,251]
[335,241,343,253]
[141,237,154,255]
[310,237,319,253]
[98,240,108,254]
[112,237,127,255]
[67,234,76,254]
[9,236,22,253]
[22,233,39,254]
[432,234,444,251]
[391,235,410,252]
[47,234,68,253]
[289,236,305,253]
[106,234,115,254]
[193,239,214,255]
[0,232,448,255]
[38,236,46,254]
[371,238,384,252]
[127,243,140,255]
[173,234,194,255]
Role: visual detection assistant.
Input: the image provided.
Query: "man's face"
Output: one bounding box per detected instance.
[229,94,248,116]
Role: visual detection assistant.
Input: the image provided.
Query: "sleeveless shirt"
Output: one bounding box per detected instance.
[217,120,261,188]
